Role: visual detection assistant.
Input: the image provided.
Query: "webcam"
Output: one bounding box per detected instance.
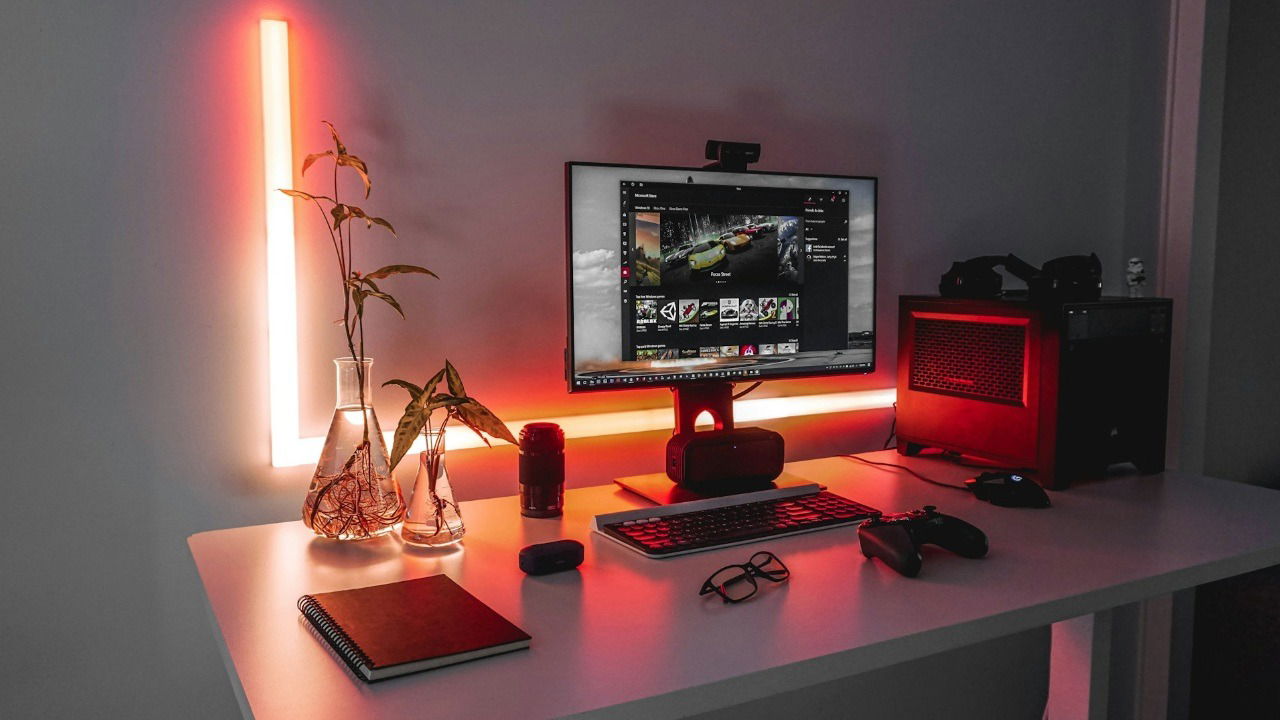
[704,140,760,172]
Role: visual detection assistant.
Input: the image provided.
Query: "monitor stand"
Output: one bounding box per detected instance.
[671,380,736,435]
[614,469,816,506]
[613,381,814,505]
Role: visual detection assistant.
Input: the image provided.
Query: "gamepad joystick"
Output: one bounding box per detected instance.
[857,506,988,577]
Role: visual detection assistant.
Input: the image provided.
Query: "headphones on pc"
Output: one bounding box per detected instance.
[939,253,1102,303]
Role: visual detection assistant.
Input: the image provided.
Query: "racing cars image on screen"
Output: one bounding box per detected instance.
[686,240,727,272]
[652,213,803,286]
[719,230,752,252]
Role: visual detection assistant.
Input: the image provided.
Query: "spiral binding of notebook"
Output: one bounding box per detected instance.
[297,594,373,676]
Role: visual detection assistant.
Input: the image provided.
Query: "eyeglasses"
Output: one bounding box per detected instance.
[699,551,791,604]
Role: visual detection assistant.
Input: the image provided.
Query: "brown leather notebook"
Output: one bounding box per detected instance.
[297,575,531,682]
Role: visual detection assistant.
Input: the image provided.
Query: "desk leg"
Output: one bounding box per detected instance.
[1049,594,1191,720]
[198,587,255,720]
[1049,610,1115,719]
[1165,589,1195,720]
[1140,590,1195,720]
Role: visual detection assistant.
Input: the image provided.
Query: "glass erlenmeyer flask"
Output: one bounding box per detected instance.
[302,357,406,540]
[401,430,465,547]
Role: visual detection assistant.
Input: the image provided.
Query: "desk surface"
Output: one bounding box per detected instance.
[189,452,1280,719]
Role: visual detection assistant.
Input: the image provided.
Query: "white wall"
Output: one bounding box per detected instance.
[0,1,1169,716]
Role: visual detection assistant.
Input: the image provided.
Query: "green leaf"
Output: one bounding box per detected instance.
[366,264,436,280]
[387,405,428,473]
[385,356,480,472]
[444,360,465,397]
[279,188,336,204]
[421,367,447,399]
[331,203,350,229]
[322,120,347,155]
[341,153,368,172]
[453,397,517,445]
[385,391,465,472]
[354,274,382,293]
[382,378,423,399]
[365,215,396,236]
[454,413,493,447]
[425,394,468,412]
[328,203,396,236]
[351,287,367,319]
[387,377,441,471]
[404,377,449,418]
[301,151,335,176]
[337,154,372,198]
[365,290,404,318]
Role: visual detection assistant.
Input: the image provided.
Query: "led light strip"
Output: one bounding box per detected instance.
[261,19,301,467]
[259,18,895,468]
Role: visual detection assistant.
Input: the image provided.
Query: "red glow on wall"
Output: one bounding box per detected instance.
[250,9,895,471]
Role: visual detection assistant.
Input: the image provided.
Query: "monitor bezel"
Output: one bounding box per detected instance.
[564,161,878,394]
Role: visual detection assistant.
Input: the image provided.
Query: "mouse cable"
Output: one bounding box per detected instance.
[935,449,1034,475]
[732,381,763,400]
[840,454,970,492]
[881,401,897,450]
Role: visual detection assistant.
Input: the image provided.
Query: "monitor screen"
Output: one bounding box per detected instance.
[567,162,876,391]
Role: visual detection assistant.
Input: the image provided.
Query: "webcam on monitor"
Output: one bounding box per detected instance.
[703,140,760,172]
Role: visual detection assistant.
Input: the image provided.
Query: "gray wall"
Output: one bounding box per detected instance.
[1190,1,1280,714]
[1203,0,1280,488]
[0,1,1169,716]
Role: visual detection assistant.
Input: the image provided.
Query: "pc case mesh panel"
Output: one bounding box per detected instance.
[910,318,1025,403]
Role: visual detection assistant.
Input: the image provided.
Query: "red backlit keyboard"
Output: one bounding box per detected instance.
[592,484,880,558]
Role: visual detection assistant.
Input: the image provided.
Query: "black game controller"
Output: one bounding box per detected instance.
[857,506,988,577]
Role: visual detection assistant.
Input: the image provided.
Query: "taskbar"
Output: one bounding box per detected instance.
[572,361,873,388]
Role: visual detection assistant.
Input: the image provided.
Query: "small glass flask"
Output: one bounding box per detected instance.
[401,430,465,547]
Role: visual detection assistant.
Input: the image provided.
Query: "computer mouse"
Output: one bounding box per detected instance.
[965,472,1051,508]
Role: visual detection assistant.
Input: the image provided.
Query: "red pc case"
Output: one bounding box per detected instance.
[895,295,1171,490]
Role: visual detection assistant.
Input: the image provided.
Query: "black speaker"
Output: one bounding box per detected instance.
[518,540,584,576]
[666,428,784,490]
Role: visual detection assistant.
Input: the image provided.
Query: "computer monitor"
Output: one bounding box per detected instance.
[566,162,877,392]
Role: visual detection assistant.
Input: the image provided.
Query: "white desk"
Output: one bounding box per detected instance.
[189,452,1280,719]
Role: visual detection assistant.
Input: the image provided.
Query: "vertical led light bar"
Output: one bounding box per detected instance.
[260,19,302,467]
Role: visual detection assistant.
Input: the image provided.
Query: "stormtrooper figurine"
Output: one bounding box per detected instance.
[1126,257,1147,298]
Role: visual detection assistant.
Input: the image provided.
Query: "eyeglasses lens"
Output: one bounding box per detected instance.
[708,566,757,602]
[750,552,790,581]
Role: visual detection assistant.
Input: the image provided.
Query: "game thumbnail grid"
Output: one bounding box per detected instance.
[630,293,799,360]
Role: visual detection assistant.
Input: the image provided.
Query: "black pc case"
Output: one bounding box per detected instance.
[896,296,1172,489]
